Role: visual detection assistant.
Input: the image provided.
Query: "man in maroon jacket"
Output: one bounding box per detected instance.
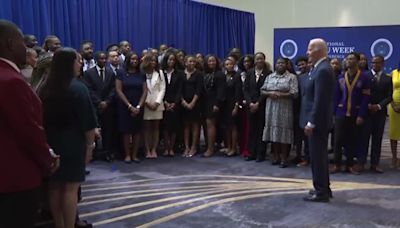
[0,19,59,228]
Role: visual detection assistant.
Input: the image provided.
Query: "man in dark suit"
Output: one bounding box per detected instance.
[300,38,335,202]
[84,51,116,161]
[107,49,120,76]
[80,40,95,72]
[0,19,58,228]
[295,56,310,166]
[243,52,272,162]
[358,55,392,173]
[118,40,131,68]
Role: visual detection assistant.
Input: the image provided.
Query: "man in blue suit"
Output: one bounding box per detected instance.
[300,38,336,202]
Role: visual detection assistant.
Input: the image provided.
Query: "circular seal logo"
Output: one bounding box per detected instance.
[370,38,393,60]
[280,39,298,59]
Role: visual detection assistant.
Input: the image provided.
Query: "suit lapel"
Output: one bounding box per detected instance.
[147,71,157,90]
[310,59,325,80]
[170,71,178,87]
[103,68,112,84]
[93,69,102,86]
[251,69,257,87]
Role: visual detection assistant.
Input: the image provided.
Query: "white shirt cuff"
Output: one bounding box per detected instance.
[49,148,56,157]
[306,122,315,128]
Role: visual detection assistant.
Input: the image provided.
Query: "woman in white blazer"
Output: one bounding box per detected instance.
[141,54,166,158]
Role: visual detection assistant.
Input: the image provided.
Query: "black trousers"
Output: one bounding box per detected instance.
[295,127,310,161]
[97,105,118,158]
[359,112,386,166]
[308,129,331,196]
[0,188,39,228]
[248,108,266,159]
[334,116,360,167]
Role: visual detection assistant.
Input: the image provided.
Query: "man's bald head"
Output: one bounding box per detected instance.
[307,38,328,65]
[0,20,19,38]
[0,19,26,67]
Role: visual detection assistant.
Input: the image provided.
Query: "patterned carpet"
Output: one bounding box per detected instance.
[37,124,400,227]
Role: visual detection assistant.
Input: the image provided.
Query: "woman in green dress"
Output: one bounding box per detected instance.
[39,48,97,228]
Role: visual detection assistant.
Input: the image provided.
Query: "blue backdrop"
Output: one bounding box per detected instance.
[0,0,255,58]
[274,25,400,73]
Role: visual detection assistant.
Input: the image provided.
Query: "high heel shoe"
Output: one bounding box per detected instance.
[182,149,190,157]
[279,161,288,168]
[124,158,132,164]
[152,152,158,159]
[271,160,280,165]
[202,151,214,158]
[226,151,237,157]
[188,150,197,157]
[132,158,141,163]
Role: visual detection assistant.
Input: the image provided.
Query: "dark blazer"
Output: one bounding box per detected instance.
[299,59,336,132]
[225,72,243,109]
[182,70,203,103]
[203,70,226,108]
[107,64,119,76]
[164,69,184,104]
[84,66,116,107]
[367,71,393,114]
[295,72,309,124]
[243,68,271,106]
[0,60,52,193]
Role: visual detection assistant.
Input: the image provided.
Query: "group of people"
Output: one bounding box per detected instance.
[1,20,95,228]
[1,18,400,227]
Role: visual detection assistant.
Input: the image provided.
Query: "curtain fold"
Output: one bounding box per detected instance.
[0,0,255,57]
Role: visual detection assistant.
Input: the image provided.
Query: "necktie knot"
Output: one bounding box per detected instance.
[374,72,380,82]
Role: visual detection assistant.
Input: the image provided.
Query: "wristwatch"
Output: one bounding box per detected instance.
[136,105,141,109]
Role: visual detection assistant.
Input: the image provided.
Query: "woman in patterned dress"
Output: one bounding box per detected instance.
[261,58,298,168]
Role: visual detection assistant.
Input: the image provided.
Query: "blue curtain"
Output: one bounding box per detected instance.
[0,0,255,57]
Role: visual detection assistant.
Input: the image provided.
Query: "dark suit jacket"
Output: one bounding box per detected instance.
[299,59,335,132]
[0,60,52,193]
[83,66,116,107]
[367,71,393,114]
[295,72,309,124]
[243,68,271,106]
[203,70,226,109]
[107,63,119,76]
[164,70,184,104]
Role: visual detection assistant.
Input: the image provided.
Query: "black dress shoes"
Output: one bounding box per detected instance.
[279,161,288,168]
[309,189,333,198]
[303,194,330,203]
